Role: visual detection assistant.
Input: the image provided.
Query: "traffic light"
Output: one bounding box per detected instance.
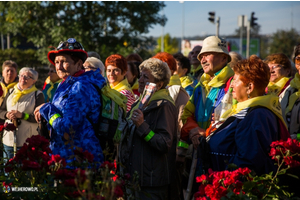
[208,12,215,24]
[250,12,258,27]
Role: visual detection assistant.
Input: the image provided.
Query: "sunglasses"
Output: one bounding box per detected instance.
[56,38,84,51]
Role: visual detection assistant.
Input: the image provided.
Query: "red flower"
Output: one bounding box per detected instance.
[48,154,66,167]
[100,161,115,170]
[26,135,50,149]
[83,150,94,162]
[21,160,41,171]
[284,156,300,168]
[196,174,209,183]
[55,169,76,179]
[73,148,94,163]
[114,185,123,198]
[4,158,16,173]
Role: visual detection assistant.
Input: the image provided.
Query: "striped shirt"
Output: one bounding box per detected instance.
[120,89,136,112]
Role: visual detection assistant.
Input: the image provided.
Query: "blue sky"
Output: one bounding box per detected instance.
[144,1,300,38]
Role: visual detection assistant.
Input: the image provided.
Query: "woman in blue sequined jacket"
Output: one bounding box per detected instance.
[34,38,105,166]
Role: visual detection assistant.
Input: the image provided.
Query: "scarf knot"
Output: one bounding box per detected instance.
[12,84,38,106]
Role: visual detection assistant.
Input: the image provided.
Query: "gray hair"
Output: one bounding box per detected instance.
[19,67,38,81]
[139,58,171,88]
[85,57,105,76]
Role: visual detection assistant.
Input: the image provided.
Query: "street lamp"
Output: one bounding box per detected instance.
[180,1,184,52]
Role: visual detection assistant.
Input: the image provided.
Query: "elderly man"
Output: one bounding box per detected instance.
[34,38,106,166]
[181,35,233,152]
[180,36,233,197]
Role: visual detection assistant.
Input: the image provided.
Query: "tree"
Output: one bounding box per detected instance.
[0,1,166,64]
[269,28,300,59]
[155,33,179,54]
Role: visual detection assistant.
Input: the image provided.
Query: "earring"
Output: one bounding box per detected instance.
[248,94,250,99]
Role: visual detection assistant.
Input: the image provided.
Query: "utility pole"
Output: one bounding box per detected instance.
[208,12,220,37]
[246,19,250,58]
[216,17,220,37]
[238,15,245,56]
[161,7,164,52]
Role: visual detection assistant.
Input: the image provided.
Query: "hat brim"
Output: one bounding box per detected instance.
[48,49,88,65]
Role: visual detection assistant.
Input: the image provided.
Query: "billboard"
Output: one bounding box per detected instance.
[181,39,203,57]
[226,37,260,58]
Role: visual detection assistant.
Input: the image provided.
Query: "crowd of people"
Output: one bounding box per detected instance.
[0,36,299,199]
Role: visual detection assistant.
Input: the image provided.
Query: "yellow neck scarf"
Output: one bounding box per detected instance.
[168,74,181,86]
[101,84,127,113]
[12,84,38,106]
[222,94,286,128]
[132,79,139,90]
[191,65,202,76]
[111,78,134,95]
[46,79,62,99]
[0,82,17,97]
[200,65,234,96]
[128,88,174,119]
[267,77,290,96]
[180,76,194,88]
[285,73,300,115]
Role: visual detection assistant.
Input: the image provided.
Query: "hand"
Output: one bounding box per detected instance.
[34,103,45,122]
[189,127,206,149]
[10,110,23,119]
[6,111,15,121]
[211,113,215,124]
[131,109,144,127]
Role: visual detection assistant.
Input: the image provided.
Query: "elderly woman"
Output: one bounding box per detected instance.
[105,54,135,112]
[206,55,290,176]
[83,57,105,77]
[119,58,178,200]
[0,60,19,105]
[34,38,106,166]
[0,67,44,159]
[265,53,292,101]
[42,64,62,103]
[281,44,300,140]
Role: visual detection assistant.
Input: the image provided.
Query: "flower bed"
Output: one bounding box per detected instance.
[194,138,300,200]
[0,135,138,200]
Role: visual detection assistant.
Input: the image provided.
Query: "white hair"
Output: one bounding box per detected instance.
[19,67,38,81]
[85,57,105,76]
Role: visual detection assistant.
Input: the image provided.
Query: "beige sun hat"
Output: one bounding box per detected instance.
[197,36,231,63]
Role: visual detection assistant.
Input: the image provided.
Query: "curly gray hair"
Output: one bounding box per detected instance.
[139,58,171,88]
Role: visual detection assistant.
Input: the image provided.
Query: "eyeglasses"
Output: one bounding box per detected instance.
[56,38,84,51]
[19,74,33,80]
[49,70,56,73]
[84,66,97,70]
[269,65,283,70]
